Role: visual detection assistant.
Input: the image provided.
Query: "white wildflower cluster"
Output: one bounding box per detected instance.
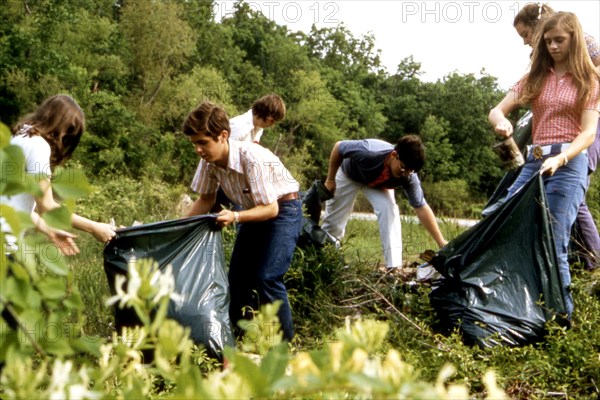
[47,360,101,400]
[105,258,182,309]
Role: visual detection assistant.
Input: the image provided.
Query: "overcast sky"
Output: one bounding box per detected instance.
[215,0,600,89]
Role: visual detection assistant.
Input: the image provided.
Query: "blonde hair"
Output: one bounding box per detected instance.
[520,12,600,110]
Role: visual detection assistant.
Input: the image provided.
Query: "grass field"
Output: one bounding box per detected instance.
[62,214,600,398]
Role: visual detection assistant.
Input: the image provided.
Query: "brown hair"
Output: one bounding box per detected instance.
[514,3,555,51]
[394,134,425,172]
[520,12,600,110]
[513,3,555,30]
[252,94,286,122]
[13,94,85,168]
[182,101,231,140]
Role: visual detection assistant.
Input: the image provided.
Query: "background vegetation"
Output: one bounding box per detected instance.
[2,0,600,398]
[0,0,546,217]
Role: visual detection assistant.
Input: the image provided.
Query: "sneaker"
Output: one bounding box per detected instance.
[416,263,442,283]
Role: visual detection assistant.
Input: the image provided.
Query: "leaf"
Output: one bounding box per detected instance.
[51,167,93,200]
[0,145,43,197]
[71,337,103,357]
[37,278,66,300]
[0,205,22,237]
[37,248,69,276]
[0,122,11,148]
[40,337,74,356]
[42,206,72,231]
[227,352,266,395]
[63,291,84,309]
[260,343,290,385]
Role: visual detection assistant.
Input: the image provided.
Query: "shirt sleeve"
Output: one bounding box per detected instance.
[337,140,357,158]
[400,173,427,208]
[242,147,280,205]
[584,79,600,111]
[24,136,52,177]
[229,111,253,142]
[190,160,218,195]
[585,33,600,61]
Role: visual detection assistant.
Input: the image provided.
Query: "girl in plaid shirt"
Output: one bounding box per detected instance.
[489,12,600,318]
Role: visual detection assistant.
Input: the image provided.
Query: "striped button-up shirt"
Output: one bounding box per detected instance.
[190,140,299,210]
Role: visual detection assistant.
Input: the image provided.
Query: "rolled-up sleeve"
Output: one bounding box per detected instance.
[400,174,427,208]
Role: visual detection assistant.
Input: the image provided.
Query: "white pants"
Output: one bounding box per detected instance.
[321,169,403,268]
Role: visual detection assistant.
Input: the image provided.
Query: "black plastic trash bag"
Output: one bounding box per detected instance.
[429,174,569,348]
[483,110,533,217]
[104,215,234,359]
[297,180,338,249]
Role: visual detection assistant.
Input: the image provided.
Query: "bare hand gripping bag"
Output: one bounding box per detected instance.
[484,110,533,216]
[103,215,234,360]
[429,174,569,348]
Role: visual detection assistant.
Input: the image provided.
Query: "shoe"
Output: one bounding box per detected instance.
[416,263,442,283]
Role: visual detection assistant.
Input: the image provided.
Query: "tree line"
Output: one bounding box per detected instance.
[1,0,514,216]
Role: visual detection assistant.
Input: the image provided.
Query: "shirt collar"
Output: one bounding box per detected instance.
[549,67,571,77]
[226,139,245,174]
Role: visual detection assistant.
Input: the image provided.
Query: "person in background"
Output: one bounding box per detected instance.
[211,93,287,213]
[1,94,116,255]
[183,100,302,342]
[321,135,447,273]
[229,93,286,144]
[489,12,600,316]
[513,2,600,270]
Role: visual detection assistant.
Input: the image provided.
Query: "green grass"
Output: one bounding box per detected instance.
[64,209,600,398]
[342,217,469,267]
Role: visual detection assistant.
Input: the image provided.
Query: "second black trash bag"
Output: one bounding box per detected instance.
[483,110,533,217]
[297,180,338,249]
[103,215,234,360]
[429,173,569,348]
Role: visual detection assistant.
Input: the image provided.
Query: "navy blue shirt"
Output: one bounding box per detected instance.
[338,139,427,208]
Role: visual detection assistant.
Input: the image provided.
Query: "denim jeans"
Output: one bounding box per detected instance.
[228,199,302,341]
[506,150,588,317]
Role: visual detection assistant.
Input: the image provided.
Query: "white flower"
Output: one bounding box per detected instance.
[150,264,183,305]
[67,368,101,400]
[105,260,143,308]
[48,360,72,400]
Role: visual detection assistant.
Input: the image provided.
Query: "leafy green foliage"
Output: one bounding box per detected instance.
[74,175,185,225]
[2,1,600,396]
[1,0,588,213]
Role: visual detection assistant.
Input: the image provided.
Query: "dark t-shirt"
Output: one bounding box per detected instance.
[338,139,427,208]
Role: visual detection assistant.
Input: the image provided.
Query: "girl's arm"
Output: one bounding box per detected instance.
[540,108,599,175]
[488,89,521,138]
[31,211,80,255]
[35,179,116,243]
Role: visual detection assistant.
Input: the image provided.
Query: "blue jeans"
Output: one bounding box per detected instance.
[506,150,588,316]
[228,199,302,341]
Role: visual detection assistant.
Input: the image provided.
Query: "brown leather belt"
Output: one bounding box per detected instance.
[278,192,299,203]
